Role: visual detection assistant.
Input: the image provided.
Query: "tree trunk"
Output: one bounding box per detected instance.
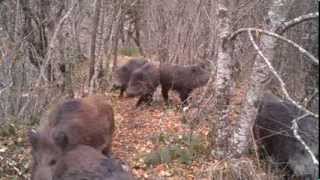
[89,0,106,94]
[57,33,74,98]
[209,0,235,159]
[14,0,21,41]
[21,0,37,68]
[231,0,294,156]
[127,6,145,57]
[88,0,102,92]
[111,12,123,72]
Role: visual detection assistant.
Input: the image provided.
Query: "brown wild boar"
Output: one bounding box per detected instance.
[52,145,135,180]
[160,63,209,105]
[254,93,319,179]
[126,62,160,106]
[28,95,115,180]
[112,59,147,97]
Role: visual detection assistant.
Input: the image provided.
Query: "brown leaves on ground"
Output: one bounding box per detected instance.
[109,92,211,179]
[0,123,32,180]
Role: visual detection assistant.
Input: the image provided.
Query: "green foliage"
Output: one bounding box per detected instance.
[143,133,207,166]
[119,47,140,56]
[150,132,170,145]
[28,114,40,126]
[159,147,172,163]
[0,124,17,137]
[0,123,31,179]
[143,151,161,166]
[177,147,193,165]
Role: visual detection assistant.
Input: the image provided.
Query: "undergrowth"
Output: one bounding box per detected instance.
[142,132,208,166]
[0,122,32,180]
[119,47,140,57]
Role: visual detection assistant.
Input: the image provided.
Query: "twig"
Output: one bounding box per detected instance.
[251,128,261,169]
[16,3,76,118]
[291,113,319,165]
[0,82,13,96]
[37,3,76,84]
[229,28,319,65]
[277,12,319,34]
[0,52,14,96]
[303,89,318,108]
[247,30,318,119]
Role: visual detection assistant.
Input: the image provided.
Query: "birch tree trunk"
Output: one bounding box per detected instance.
[14,0,21,41]
[231,0,294,155]
[111,18,122,72]
[90,0,106,93]
[88,0,102,93]
[209,0,235,159]
[111,2,124,72]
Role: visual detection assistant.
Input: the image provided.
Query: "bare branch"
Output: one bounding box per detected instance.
[37,3,76,84]
[291,113,319,165]
[229,28,319,65]
[0,82,13,96]
[17,3,77,119]
[247,30,318,119]
[303,89,318,108]
[277,12,319,34]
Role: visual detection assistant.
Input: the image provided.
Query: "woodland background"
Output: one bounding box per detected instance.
[0,0,318,179]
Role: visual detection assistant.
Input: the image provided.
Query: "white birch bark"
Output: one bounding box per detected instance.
[14,0,21,41]
[231,0,294,155]
[88,0,102,94]
[210,0,234,158]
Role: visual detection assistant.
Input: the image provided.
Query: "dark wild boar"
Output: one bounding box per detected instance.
[254,93,319,179]
[160,63,209,105]
[112,59,147,97]
[52,145,135,180]
[28,95,115,180]
[126,62,160,106]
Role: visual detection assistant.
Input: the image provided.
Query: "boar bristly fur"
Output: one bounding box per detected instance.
[53,145,135,180]
[29,95,115,180]
[160,63,209,105]
[126,62,160,106]
[254,93,319,179]
[112,59,147,97]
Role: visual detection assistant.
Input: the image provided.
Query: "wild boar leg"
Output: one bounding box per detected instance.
[161,87,170,105]
[179,89,192,106]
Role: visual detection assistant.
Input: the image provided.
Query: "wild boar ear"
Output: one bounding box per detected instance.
[28,129,39,149]
[54,131,69,149]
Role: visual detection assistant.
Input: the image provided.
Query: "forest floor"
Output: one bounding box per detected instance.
[110,92,212,180]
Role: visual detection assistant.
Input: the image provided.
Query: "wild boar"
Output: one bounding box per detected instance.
[254,93,319,179]
[126,62,160,106]
[160,63,209,105]
[28,95,115,180]
[52,145,135,180]
[112,59,147,97]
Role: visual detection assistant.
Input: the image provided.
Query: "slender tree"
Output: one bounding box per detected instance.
[88,0,102,91]
[209,0,235,158]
